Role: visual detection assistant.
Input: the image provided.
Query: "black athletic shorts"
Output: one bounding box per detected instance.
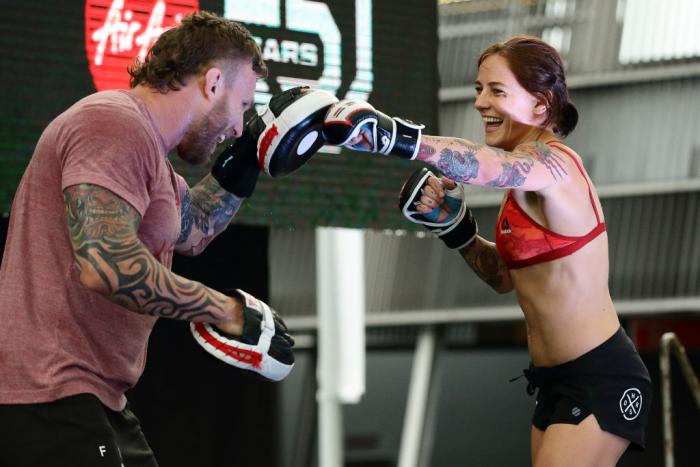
[522,327,652,450]
[0,393,158,467]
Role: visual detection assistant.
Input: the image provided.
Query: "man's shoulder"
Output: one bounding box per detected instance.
[69,90,141,119]
[58,90,155,143]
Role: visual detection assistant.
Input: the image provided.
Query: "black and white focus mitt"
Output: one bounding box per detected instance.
[257,86,338,177]
[190,289,294,381]
[399,168,478,249]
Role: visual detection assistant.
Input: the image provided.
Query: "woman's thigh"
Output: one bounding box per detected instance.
[533,415,629,467]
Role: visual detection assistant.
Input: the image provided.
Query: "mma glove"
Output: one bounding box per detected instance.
[399,168,478,250]
[257,86,338,177]
[323,99,424,160]
[211,114,265,198]
[190,289,295,382]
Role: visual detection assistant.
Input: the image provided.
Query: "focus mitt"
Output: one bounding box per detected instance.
[257,86,338,177]
[190,289,294,381]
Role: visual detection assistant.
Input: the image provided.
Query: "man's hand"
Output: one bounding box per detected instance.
[211,117,263,198]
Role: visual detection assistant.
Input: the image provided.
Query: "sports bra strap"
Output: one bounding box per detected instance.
[546,141,602,224]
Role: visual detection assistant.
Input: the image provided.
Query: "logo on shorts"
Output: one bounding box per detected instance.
[619,387,643,421]
[571,406,581,417]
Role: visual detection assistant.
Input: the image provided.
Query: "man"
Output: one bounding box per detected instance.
[0,11,292,467]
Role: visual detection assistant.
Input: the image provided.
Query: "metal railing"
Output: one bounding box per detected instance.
[660,332,700,467]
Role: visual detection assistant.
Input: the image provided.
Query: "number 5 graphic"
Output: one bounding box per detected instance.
[225,0,373,102]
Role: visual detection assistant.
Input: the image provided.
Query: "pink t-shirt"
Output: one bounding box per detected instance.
[0,90,187,411]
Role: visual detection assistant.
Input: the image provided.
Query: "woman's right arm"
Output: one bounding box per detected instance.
[459,236,513,294]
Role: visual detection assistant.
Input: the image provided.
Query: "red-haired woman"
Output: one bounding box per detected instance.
[323,35,651,467]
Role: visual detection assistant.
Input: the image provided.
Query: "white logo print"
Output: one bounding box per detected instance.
[619,387,642,421]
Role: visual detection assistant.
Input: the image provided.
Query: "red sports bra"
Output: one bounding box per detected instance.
[494,142,606,269]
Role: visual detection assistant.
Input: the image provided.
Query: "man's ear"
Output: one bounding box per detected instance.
[202,66,223,99]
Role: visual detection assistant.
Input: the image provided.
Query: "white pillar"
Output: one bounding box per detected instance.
[398,326,437,467]
[316,227,366,467]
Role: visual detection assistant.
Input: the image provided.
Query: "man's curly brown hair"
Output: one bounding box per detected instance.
[128,11,267,92]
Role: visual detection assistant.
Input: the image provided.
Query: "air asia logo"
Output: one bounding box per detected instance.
[225,0,374,105]
[85,0,199,91]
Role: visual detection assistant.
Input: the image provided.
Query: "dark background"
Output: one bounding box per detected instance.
[0,0,438,228]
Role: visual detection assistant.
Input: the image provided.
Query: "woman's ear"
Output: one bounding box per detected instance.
[534,91,550,116]
[534,102,548,116]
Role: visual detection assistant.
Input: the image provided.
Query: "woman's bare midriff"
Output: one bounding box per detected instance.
[511,234,621,367]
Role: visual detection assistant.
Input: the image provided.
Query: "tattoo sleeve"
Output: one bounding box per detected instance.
[459,236,513,293]
[176,174,243,256]
[64,184,233,322]
[417,136,569,190]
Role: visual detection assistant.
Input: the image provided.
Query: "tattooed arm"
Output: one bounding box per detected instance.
[417,136,571,191]
[459,236,513,293]
[64,183,244,332]
[175,174,243,256]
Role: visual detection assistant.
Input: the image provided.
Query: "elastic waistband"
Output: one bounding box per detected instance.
[523,326,647,387]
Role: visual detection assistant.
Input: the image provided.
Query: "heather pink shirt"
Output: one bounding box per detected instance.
[0,90,187,411]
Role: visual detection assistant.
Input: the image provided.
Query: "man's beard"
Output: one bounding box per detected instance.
[177,100,228,165]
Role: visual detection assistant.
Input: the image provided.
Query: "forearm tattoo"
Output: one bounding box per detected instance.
[437,146,480,182]
[460,239,509,291]
[177,174,243,255]
[64,184,230,321]
[418,139,484,182]
[420,139,568,188]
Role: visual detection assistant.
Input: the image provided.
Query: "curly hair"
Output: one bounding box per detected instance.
[478,35,578,137]
[128,11,267,92]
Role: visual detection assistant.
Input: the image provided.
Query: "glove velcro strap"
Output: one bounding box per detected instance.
[384,117,423,160]
[438,209,478,250]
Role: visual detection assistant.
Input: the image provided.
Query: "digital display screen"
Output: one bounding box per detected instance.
[0,0,438,228]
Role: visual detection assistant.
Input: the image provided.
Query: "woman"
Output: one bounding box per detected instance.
[405,35,652,466]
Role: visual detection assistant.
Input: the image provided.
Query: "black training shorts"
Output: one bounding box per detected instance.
[0,393,158,467]
[523,327,652,450]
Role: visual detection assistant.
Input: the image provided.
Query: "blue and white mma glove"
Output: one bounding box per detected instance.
[323,99,424,160]
[399,168,478,249]
[190,289,294,382]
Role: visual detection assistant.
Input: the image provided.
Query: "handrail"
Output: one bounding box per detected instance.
[660,332,700,467]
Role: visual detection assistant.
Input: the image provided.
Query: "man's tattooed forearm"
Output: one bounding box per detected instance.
[64,184,230,321]
[178,175,243,253]
[177,189,193,244]
[190,176,241,235]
